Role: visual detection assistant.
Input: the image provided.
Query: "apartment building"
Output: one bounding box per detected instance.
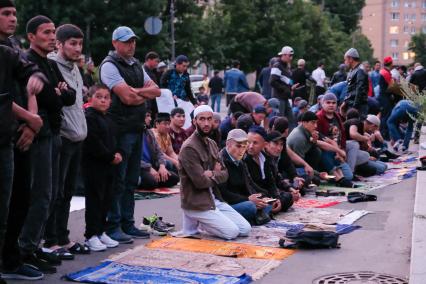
[360,0,426,65]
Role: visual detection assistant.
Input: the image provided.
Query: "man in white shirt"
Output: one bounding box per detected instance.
[312,60,326,97]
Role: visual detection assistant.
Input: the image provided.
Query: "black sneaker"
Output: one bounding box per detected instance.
[158,216,175,229]
[2,264,44,280]
[35,249,61,266]
[123,226,150,239]
[336,178,355,188]
[23,254,57,274]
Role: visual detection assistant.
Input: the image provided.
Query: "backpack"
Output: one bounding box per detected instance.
[279,229,340,249]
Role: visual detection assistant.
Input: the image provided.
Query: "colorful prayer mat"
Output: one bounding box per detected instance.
[145,236,295,260]
[109,247,281,281]
[65,261,252,284]
[136,186,180,195]
[293,197,345,208]
[275,208,352,225]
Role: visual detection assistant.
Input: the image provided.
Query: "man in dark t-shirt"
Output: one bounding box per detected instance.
[208,71,224,112]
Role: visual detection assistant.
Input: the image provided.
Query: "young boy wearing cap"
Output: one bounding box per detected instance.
[178,105,251,240]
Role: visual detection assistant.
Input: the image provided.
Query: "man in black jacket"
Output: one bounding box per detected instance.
[17,16,77,273]
[343,48,369,119]
[218,129,272,225]
[270,46,299,128]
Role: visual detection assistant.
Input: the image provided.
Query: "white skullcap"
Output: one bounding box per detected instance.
[297,59,306,66]
[193,105,213,118]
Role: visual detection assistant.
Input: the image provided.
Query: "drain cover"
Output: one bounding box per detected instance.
[313,271,408,284]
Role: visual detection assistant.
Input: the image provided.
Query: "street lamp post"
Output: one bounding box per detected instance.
[170,0,176,62]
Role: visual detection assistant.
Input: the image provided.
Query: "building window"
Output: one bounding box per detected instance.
[404,40,410,48]
[391,12,400,20]
[404,1,410,8]
[411,26,417,33]
[392,0,399,7]
[423,0,426,8]
[412,1,417,8]
[403,52,409,60]
[390,39,399,47]
[392,52,399,60]
[412,14,416,21]
[404,13,410,21]
[422,13,426,21]
[390,26,399,34]
[404,26,410,33]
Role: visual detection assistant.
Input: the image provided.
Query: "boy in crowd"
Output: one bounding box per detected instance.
[169,107,188,154]
[82,84,121,251]
[153,113,179,169]
[140,111,179,190]
[197,86,209,105]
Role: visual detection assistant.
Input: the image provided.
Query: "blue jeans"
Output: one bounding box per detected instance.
[0,143,13,255]
[367,160,387,175]
[387,101,417,149]
[107,133,141,233]
[321,151,353,180]
[378,94,393,140]
[210,93,222,112]
[231,201,272,225]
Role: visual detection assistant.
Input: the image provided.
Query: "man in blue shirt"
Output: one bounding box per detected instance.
[224,60,249,106]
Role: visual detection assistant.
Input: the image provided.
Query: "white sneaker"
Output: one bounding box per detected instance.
[85,236,107,251]
[393,140,403,152]
[99,232,119,248]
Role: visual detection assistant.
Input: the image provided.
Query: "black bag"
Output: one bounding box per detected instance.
[279,229,340,249]
[254,209,271,225]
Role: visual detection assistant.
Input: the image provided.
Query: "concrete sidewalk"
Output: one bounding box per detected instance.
[409,127,426,284]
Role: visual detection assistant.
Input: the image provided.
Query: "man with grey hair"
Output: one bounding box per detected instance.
[343,48,369,119]
[177,105,251,240]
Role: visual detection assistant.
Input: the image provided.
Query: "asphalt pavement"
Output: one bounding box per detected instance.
[8,176,415,284]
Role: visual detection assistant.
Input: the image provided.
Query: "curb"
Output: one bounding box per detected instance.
[410,126,426,284]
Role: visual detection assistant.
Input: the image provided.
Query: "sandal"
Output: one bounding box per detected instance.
[347,192,377,203]
[67,242,91,255]
[52,247,74,260]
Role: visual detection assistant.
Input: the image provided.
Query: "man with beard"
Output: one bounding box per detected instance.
[178,105,251,240]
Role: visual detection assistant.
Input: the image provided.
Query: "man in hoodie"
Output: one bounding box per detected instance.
[44,24,89,255]
[99,26,160,243]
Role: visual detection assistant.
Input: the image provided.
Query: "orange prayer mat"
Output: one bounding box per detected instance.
[145,236,295,260]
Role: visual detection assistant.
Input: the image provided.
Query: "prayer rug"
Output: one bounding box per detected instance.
[337,210,370,225]
[293,197,345,208]
[274,208,352,225]
[135,186,180,195]
[65,261,252,284]
[109,247,281,281]
[134,192,170,200]
[145,236,295,260]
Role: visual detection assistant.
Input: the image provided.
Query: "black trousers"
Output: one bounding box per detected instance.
[2,149,31,271]
[139,166,179,190]
[84,162,114,239]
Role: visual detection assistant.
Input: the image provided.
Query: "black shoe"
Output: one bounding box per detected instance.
[35,249,61,266]
[123,226,150,239]
[2,264,44,280]
[336,178,355,188]
[23,254,57,274]
[384,149,400,159]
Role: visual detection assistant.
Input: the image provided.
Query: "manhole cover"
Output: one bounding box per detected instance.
[313,271,408,284]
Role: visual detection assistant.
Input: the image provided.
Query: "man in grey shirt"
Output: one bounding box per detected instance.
[99,26,160,243]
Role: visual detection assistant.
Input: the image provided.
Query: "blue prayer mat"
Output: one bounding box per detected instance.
[65,261,252,284]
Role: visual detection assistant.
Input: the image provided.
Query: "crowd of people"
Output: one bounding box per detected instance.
[0,0,425,282]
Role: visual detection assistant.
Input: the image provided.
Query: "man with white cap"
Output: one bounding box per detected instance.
[100,26,160,243]
[270,46,299,128]
[292,58,310,101]
[343,47,369,119]
[177,105,251,240]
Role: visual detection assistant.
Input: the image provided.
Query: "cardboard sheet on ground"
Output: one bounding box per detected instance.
[109,246,281,281]
[156,89,194,129]
[275,208,352,225]
[65,261,251,284]
[146,236,295,260]
[70,196,85,212]
[176,98,195,129]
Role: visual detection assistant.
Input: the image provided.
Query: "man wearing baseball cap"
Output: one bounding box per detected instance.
[218,129,272,225]
[377,56,395,140]
[177,105,251,240]
[99,26,160,243]
[270,45,299,128]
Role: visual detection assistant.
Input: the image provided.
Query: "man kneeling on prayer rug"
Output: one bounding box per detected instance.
[177,105,251,240]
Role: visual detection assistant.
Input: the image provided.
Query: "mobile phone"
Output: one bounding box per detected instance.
[263,198,277,204]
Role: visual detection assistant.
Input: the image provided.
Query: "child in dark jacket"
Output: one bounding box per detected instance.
[82,84,122,251]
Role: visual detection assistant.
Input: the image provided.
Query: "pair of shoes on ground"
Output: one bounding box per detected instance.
[392,140,408,154]
[141,214,175,236]
[347,192,377,203]
[85,232,119,252]
[107,226,150,244]
[2,263,44,281]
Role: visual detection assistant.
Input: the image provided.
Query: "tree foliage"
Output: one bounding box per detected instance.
[409,33,426,67]
[14,0,372,75]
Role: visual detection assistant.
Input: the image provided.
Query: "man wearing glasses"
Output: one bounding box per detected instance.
[270,46,299,129]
